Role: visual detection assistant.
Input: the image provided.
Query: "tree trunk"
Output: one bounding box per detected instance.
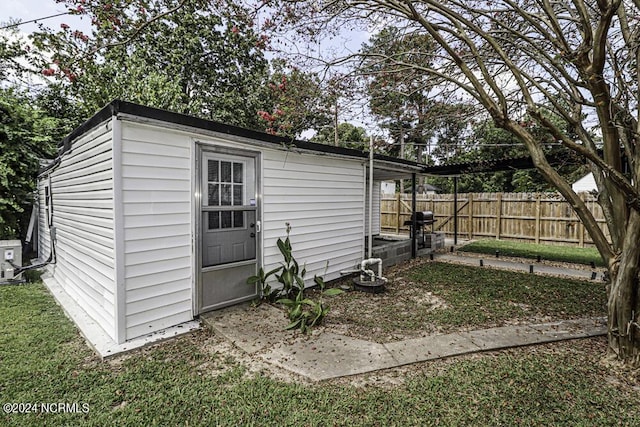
[607,209,640,364]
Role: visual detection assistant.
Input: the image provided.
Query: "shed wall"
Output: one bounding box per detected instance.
[262,150,365,281]
[41,122,117,340]
[119,122,193,340]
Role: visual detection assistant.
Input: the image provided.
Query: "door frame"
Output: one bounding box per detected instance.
[194,143,262,314]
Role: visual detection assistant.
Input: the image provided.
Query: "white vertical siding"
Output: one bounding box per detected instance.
[44,122,117,341]
[365,179,381,236]
[119,122,193,340]
[262,150,365,282]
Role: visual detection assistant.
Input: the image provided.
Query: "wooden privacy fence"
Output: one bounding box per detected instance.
[381,192,609,247]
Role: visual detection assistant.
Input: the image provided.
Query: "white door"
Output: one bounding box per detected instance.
[198,149,259,313]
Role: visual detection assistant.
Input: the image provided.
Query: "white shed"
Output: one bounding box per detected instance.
[572,173,597,193]
[36,100,426,355]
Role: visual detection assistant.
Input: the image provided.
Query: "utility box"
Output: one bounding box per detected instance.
[1,240,22,284]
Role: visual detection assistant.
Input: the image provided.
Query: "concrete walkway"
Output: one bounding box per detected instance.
[202,253,608,381]
[202,304,606,382]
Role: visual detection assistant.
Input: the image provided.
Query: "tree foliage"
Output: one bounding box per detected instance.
[257,60,332,137]
[359,27,478,161]
[32,0,273,129]
[0,88,59,239]
[311,122,368,148]
[431,119,586,193]
[360,27,437,145]
[0,25,75,240]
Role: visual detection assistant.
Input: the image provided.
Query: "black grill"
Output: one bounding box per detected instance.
[414,211,435,225]
[404,211,436,248]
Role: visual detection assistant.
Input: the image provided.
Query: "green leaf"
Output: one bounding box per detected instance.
[323,288,344,297]
[285,319,303,330]
[314,275,325,288]
[276,238,287,257]
[290,305,302,320]
[265,266,283,278]
[246,275,261,285]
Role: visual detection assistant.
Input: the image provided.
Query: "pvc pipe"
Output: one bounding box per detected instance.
[368,135,374,259]
[360,258,387,282]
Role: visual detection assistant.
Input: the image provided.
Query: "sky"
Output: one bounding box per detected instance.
[0,0,91,36]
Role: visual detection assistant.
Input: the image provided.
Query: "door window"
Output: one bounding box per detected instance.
[207,160,245,230]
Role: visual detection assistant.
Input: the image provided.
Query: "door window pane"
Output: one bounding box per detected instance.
[208,160,219,182]
[221,211,232,228]
[221,184,232,206]
[233,185,243,206]
[221,161,232,183]
[208,184,219,206]
[208,212,219,229]
[233,162,243,183]
[233,211,244,228]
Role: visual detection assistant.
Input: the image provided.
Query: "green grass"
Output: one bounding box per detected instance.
[1,282,637,426]
[408,262,605,328]
[327,262,606,339]
[459,239,606,266]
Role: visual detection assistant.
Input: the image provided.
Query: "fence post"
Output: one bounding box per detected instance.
[468,193,474,239]
[578,193,585,247]
[535,193,541,244]
[496,193,502,240]
[395,192,401,234]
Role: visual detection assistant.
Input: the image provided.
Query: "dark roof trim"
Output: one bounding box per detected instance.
[54,100,570,178]
[57,99,426,170]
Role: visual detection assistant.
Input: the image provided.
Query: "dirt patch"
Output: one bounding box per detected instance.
[303,256,591,343]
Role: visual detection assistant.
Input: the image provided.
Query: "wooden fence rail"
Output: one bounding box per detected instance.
[381,192,609,248]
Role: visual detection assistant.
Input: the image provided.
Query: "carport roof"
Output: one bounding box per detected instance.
[422,156,542,177]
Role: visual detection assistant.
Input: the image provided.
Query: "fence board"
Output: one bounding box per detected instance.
[380,192,610,247]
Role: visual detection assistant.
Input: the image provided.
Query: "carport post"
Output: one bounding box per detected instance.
[411,172,417,259]
[454,176,458,245]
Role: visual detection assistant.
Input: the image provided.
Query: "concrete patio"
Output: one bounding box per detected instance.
[201,250,608,382]
[202,303,606,382]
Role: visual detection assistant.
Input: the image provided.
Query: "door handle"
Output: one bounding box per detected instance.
[250,232,256,238]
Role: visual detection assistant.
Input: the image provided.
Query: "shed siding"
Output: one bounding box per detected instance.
[43,123,117,340]
[119,122,193,340]
[262,150,365,281]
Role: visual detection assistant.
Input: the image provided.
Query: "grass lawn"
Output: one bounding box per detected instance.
[1,282,639,426]
[324,261,606,341]
[459,239,606,267]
